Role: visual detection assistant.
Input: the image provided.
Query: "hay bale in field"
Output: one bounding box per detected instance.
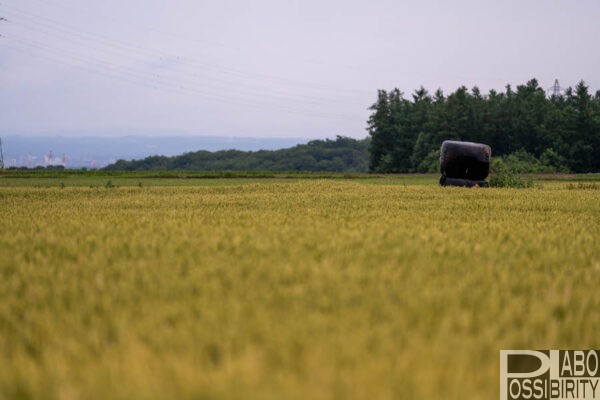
[439,140,491,187]
[440,140,491,180]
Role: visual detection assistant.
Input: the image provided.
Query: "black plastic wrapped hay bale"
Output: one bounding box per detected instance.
[439,140,491,186]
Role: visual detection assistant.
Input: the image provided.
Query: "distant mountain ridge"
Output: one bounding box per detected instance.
[104,136,370,172]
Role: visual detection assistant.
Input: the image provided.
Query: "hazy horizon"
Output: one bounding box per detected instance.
[1,134,319,168]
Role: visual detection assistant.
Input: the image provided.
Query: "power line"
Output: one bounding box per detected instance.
[3,25,364,109]
[0,4,370,120]
[1,38,363,121]
[4,0,370,75]
[0,6,369,111]
[0,2,372,97]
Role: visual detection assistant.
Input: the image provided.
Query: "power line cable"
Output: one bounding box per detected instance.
[2,21,364,108]
[1,36,364,121]
[0,2,372,97]
[17,0,371,75]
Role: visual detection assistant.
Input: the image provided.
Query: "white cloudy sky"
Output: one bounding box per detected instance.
[1,0,599,138]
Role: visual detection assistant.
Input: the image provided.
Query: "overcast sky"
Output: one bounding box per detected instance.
[1,0,599,139]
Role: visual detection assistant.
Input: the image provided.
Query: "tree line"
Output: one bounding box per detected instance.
[104,136,369,172]
[368,79,600,173]
[103,78,599,174]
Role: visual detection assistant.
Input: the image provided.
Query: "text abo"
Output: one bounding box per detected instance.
[500,350,600,400]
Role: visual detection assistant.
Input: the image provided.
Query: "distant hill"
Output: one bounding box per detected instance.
[104,136,370,172]
[1,135,306,169]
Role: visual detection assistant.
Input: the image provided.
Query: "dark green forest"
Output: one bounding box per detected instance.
[369,79,600,173]
[104,136,369,172]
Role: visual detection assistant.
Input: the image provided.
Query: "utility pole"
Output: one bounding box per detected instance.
[0,137,5,172]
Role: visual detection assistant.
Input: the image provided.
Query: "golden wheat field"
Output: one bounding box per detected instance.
[0,178,599,399]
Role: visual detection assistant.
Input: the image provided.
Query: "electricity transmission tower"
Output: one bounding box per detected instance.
[547,79,563,97]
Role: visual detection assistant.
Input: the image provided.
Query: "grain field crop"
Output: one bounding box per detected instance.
[0,180,599,399]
